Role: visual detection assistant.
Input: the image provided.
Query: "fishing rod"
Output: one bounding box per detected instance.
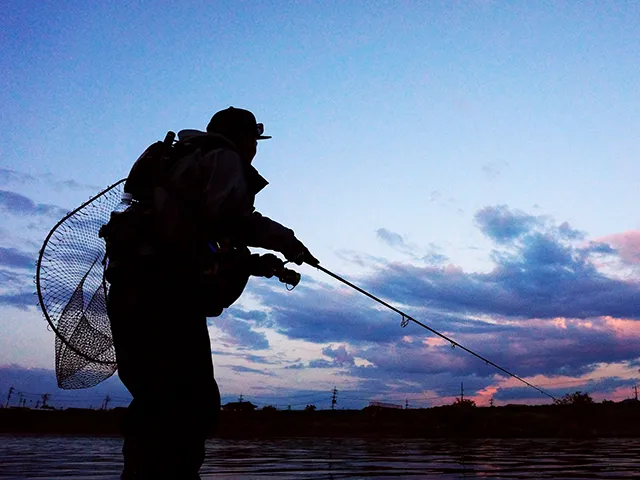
[313,264,556,401]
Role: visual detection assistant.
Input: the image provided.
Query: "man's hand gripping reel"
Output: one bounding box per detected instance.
[276,263,301,290]
[251,253,301,289]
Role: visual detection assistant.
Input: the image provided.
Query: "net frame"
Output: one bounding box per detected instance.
[36,179,126,389]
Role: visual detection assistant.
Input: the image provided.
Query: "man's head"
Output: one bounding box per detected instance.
[206,107,271,163]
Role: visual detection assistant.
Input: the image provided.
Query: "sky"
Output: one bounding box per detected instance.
[1,1,639,410]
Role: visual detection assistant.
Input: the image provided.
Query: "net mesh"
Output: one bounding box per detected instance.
[36,180,125,389]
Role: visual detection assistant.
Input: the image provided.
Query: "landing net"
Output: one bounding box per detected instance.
[36,180,125,389]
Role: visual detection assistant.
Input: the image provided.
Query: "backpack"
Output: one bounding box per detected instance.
[123,129,236,208]
[100,131,253,315]
[99,131,180,281]
[123,131,178,207]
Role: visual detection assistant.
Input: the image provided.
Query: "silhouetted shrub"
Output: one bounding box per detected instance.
[553,391,594,405]
[451,398,476,408]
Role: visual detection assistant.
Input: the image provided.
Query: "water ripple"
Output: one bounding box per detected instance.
[2,436,640,479]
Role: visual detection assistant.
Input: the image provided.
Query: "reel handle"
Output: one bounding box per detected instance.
[276,266,301,288]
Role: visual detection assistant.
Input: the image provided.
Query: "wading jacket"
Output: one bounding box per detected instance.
[103,130,303,284]
[151,131,302,274]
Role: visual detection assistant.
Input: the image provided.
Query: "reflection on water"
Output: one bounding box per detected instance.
[2,436,640,479]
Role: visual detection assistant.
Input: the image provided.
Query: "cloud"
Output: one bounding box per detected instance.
[0,247,38,310]
[322,344,355,366]
[303,345,357,369]
[481,161,509,180]
[230,205,640,403]
[212,317,270,350]
[0,168,100,191]
[0,169,36,185]
[600,231,640,266]
[376,228,447,262]
[228,308,269,323]
[56,179,101,191]
[366,208,639,320]
[422,243,448,265]
[284,363,306,370]
[210,349,279,366]
[250,287,406,345]
[335,249,389,268]
[476,206,585,246]
[0,292,36,310]
[243,353,277,364]
[308,359,334,368]
[0,190,67,218]
[376,228,405,248]
[0,269,27,286]
[557,221,586,241]
[579,241,615,257]
[494,376,637,402]
[0,247,35,270]
[228,365,275,376]
[333,315,640,401]
[475,205,540,243]
[343,314,639,386]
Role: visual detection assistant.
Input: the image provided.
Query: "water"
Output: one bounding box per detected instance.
[2,436,640,479]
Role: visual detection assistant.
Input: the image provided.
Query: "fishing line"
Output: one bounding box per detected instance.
[314,264,556,401]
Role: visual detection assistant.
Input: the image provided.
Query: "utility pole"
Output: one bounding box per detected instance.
[102,395,111,410]
[5,386,14,408]
[460,383,464,403]
[331,387,338,410]
[405,399,409,410]
[634,385,638,402]
[490,397,494,407]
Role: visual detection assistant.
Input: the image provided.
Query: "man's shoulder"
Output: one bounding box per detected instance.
[178,131,238,155]
[199,145,242,170]
[174,137,241,171]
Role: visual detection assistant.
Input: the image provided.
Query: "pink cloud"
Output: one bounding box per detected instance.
[590,385,634,403]
[601,316,640,339]
[599,230,640,265]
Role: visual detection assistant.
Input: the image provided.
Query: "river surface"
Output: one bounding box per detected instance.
[1,435,639,479]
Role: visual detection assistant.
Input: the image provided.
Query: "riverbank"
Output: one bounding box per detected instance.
[1,402,639,438]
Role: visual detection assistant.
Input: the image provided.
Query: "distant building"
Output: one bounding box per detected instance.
[222,401,257,412]
[367,401,403,410]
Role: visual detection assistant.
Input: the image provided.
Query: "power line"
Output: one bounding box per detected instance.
[226,391,327,400]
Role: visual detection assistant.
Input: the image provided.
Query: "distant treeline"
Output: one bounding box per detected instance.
[1,401,639,438]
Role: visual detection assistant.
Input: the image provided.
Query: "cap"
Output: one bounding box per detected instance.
[206,106,272,140]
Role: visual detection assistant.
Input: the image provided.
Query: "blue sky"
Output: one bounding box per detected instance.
[1,1,639,409]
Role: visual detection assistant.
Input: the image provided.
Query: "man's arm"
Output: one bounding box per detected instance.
[200,149,318,265]
[238,212,318,265]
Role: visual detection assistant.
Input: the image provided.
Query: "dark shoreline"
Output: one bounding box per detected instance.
[2,403,639,438]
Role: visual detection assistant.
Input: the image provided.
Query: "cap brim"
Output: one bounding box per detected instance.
[257,135,272,140]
